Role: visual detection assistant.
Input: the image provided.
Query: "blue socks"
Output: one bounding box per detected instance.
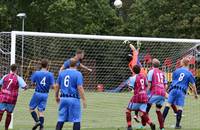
[146,103,152,113]
[56,122,64,130]
[176,110,182,127]
[55,122,80,130]
[163,106,170,121]
[73,122,80,130]
[39,117,44,127]
[31,111,39,122]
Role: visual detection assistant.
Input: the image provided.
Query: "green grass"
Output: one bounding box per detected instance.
[0,90,200,130]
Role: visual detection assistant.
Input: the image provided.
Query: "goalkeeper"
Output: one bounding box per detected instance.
[128,42,146,76]
[127,42,147,123]
[60,49,92,72]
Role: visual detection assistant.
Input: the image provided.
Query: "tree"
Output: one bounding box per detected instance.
[125,0,200,38]
[46,0,123,35]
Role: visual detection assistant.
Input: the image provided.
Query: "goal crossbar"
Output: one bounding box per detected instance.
[11,31,200,43]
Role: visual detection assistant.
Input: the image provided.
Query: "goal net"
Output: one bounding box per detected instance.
[1,31,200,129]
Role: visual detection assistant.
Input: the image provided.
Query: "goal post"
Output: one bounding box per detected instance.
[3,31,200,129]
[10,31,200,85]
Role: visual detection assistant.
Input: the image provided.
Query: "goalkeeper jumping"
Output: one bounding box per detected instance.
[127,41,147,123]
[128,42,146,76]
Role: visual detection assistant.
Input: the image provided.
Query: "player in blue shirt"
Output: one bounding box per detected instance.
[60,49,92,72]
[55,58,86,130]
[29,59,55,130]
[163,57,198,129]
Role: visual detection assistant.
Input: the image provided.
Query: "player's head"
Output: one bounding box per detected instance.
[76,49,84,60]
[152,58,160,68]
[181,57,190,67]
[132,65,141,74]
[10,64,18,73]
[70,58,78,68]
[41,59,49,69]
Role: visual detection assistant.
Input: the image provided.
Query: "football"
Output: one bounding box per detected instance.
[114,0,122,9]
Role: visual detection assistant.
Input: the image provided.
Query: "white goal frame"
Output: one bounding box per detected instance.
[11,31,200,66]
[9,31,200,129]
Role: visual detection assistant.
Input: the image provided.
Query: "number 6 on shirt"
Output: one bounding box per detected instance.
[64,75,70,87]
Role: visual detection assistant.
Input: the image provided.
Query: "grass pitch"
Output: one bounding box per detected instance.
[0,90,200,130]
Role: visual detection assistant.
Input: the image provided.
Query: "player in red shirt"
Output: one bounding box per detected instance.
[147,58,168,130]
[0,64,27,130]
[128,42,147,122]
[126,65,155,130]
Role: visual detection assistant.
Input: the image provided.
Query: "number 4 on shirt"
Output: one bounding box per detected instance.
[40,77,46,86]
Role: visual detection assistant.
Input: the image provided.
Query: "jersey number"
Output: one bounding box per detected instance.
[7,79,13,89]
[178,73,185,81]
[140,79,145,89]
[64,75,70,88]
[40,77,46,86]
[156,73,164,83]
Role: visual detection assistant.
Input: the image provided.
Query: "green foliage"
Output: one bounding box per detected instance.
[1,0,200,38]
[126,0,200,38]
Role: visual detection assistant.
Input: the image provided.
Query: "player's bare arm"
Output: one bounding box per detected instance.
[60,64,65,71]
[191,84,198,99]
[148,82,152,91]
[164,84,169,98]
[164,84,168,90]
[80,63,92,72]
[129,44,136,52]
[78,85,87,109]
[54,83,60,103]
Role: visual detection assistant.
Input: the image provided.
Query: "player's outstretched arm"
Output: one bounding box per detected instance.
[78,85,87,109]
[129,44,136,52]
[80,63,92,72]
[60,64,65,72]
[54,84,60,103]
[130,43,140,52]
[191,84,198,99]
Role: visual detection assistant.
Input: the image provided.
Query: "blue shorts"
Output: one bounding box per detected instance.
[0,103,15,113]
[148,95,165,106]
[29,92,48,112]
[168,89,185,107]
[58,97,81,122]
[127,102,147,112]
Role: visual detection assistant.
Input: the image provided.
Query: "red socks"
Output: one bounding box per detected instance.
[126,110,132,127]
[0,110,4,122]
[5,112,12,130]
[141,115,146,126]
[141,112,151,125]
[156,110,164,129]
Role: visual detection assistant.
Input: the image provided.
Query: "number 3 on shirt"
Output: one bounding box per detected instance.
[64,75,70,87]
[40,77,46,86]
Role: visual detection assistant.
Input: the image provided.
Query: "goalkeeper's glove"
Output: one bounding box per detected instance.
[137,41,142,48]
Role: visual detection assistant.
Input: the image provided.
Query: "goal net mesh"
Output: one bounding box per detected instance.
[1,32,200,129]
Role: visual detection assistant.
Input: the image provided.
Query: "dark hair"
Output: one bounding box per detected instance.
[76,49,84,54]
[10,64,17,72]
[41,59,48,68]
[132,65,141,74]
[70,58,78,67]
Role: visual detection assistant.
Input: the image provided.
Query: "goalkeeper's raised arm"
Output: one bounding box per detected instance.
[60,49,92,72]
[128,43,140,74]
